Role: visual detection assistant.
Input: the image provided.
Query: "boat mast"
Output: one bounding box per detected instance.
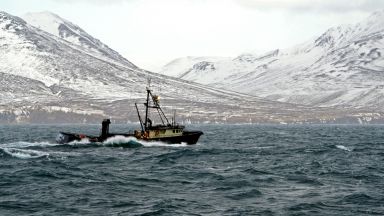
[144,87,150,130]
[148,90,170,125]
[140,78,172,129]
[143,78,152,130]
[135,103,144,132]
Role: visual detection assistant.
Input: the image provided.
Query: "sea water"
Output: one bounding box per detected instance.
[0,124,383,215]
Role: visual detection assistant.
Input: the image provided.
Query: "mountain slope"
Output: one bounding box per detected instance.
[22,11,137,69]
[0,11,323,124]
[161,11,384,109]
[1,11,382,124]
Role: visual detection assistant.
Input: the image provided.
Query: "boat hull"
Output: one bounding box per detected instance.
[146,131,203,144]
[56,131,203,145]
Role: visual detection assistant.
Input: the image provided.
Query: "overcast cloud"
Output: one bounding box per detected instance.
[46,0,384,12]
[49,0,128,4]
[235,0,384,13]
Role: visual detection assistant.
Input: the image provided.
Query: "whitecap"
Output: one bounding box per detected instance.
[2,141,58,149]
[336,145,352,152]
[1,147,49,159]
[67,138,92,145]
[102,135,189,148]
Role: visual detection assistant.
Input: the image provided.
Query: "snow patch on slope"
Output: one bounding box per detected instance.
[22,11,137,69]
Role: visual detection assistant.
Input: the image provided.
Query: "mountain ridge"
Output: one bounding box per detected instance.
[0,10,333,124]
[1,11,383,124]
[22,11,137,69]
[161,10,384,109]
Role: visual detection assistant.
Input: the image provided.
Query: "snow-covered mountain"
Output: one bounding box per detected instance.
[161,11,384,109]
[0,11,326,124]
[22,11,136,68]
[162,56,230,77]
[1,11,382,124]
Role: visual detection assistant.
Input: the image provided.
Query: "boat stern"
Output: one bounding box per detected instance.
[56,132,76,144]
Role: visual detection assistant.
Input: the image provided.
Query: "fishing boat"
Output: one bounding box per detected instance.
[56,87,203,144]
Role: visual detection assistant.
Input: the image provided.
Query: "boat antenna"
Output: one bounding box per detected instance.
[147,78,152,89]
[174,109,176,126]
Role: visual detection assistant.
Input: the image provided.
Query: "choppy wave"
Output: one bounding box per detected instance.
[0,135,189,158]
[1,141,58,149]
[102,136,189,148]
[0,147,49,159]
[64,136,190,148]
[0,124,383,215]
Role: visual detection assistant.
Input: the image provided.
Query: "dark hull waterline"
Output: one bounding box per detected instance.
[56,131,203,145]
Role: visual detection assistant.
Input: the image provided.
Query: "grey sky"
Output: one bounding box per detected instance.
[47,0,384,12]
[235,0,384,12]
[1,0,381,71]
